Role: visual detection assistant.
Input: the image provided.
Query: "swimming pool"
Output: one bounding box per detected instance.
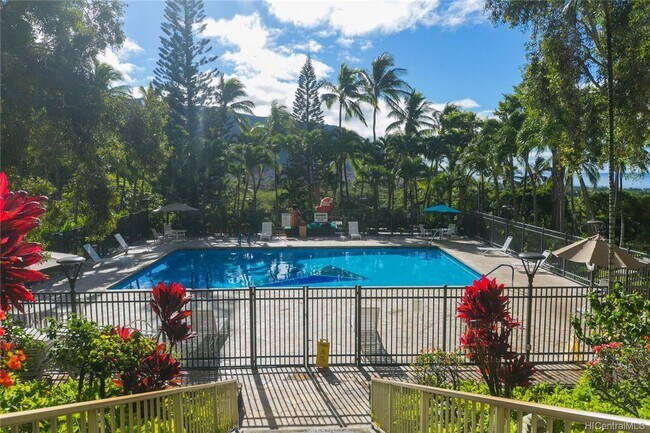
[112,247,479,289]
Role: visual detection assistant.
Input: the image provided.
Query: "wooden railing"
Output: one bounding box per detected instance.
[0,381,239,433]
[371,379,650,433]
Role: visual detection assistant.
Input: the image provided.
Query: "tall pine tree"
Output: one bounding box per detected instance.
[292,56,324,131]
[153,0,217,202]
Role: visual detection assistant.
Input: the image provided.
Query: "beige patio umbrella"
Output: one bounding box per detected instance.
[552,234,645,270]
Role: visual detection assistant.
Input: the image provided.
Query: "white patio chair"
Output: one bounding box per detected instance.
[446,223,457,238]
[259,221,272,241]
[151,228,165,244]
[477,236,513,256]
[114,233,130,254]
[418,224,432,238]
[83,244,108,264]
[349,221,362,240]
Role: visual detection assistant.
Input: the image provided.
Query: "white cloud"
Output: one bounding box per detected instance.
[202,13,332,115]
[291,39,323,53]
[441,0,486,26]
[266,0,441,36]
[431,98,481,111]
[337,36,355,47]
[359,40,374,51]
[477,110,496,119]
[97,37,145,86]
[265,0,487,36]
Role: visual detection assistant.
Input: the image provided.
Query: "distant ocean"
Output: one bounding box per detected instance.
[575,172,650,190]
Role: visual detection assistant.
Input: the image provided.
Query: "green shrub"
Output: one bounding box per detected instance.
[572,283,650,347]
[0,379,78,413]
[412,348,464,390]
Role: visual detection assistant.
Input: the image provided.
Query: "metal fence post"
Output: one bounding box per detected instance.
[521,222,526,252]
[491,213,495,245]
[303,285,309,367]
[355,285,362,367]
[563,232,569,276]
[442,285,448,352]
[540,226,545,251]
[249,285,257,369]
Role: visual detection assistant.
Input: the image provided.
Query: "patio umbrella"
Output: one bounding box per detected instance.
[552,234,645,270]
[153,202,199,213]
[423,204,461,214]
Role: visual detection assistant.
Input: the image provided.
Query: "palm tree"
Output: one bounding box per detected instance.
[259,101,295,211]
[321,63,367,131]
[213,75,255,138]
[360,52,408,142]
[386,89,437,138]
[321,63,367,207]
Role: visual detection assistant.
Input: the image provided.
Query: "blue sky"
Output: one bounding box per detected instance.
[102,0,530,137]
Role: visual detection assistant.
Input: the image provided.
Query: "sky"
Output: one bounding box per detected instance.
[101,0,531,138]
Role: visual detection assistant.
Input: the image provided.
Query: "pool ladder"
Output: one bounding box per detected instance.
[485,263,515,287]
[189,272,212,289]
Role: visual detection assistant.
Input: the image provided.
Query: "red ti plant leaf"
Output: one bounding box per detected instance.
[150,282,195,348]
[457,275,535,398]
[116,344,183,394]
[0,172,48,312]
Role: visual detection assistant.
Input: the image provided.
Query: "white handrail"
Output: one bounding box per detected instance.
[371,378,650,433]
[0,380,239,433]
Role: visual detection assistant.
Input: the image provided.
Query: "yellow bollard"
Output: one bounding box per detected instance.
[316,338,330,368]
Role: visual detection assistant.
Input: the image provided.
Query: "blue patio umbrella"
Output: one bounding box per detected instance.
[423,204,461,214]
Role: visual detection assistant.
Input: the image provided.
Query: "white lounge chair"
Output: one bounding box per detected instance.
[477,236,513,256]
[259,221,272,241]
[418,224,432,238]
[83,244,108,264]
[447,223,457,238]
[151,228,165,244]
[114,233,130,254]
[349,221,361,240]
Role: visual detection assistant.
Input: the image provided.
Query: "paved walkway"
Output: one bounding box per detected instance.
[187,365,583,431]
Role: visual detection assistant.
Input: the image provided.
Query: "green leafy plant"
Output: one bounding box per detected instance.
[584,341,650,417]
[412,348,463,390]
[45,315,125,400]
[0,378,78,414]
[572,283,650,347]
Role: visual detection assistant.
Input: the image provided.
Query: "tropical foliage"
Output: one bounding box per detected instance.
[2,0,650,252]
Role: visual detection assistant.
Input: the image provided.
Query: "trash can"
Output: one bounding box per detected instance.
[316,338,330,368]
[299,224,307,238]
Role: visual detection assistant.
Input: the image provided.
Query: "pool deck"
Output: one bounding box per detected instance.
[31,235,579,294]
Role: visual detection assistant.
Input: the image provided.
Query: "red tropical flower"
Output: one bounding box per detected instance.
[0,172,48,312]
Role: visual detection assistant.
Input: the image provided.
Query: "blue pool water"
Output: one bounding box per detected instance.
[112,247,479,290]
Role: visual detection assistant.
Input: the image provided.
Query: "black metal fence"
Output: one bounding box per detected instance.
[463,211,650,295]
[17,285,594,369]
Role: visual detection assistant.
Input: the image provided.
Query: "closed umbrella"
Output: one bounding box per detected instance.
[552,234,644,270]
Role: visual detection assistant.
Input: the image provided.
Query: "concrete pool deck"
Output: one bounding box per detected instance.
[31,235,580,293]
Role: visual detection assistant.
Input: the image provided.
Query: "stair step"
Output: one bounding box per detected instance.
[242,429,375,433]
